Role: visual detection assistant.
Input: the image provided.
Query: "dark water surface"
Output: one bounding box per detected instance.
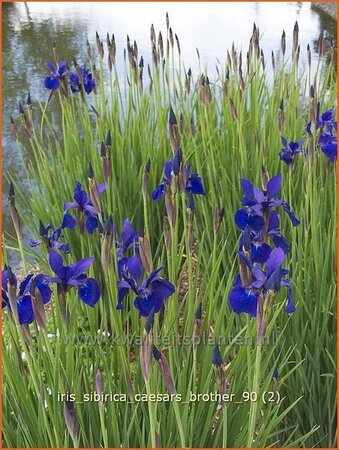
[2,2,336,266]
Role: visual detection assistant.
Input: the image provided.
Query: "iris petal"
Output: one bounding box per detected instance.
[44,76,60,91]
[17,295,35,325]
[49,249,65,280]
[150,279,175,300]
[134,291,163,317]
[85,215,98,234]
[127,256,143,280]
[61,213,77,229]
[234,209,248,230]
[266,174,282,199]
[152,183,165,201]
[78,278,101,306]
[229,287,258,317]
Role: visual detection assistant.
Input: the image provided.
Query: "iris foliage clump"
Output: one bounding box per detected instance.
[3,17,337,448]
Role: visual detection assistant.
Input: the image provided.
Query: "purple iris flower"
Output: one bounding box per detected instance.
[152,152,205,200]
[63,182,102,234]
[30,220,70,254]
[279,136,305,165]
[239,211,290,255]
[46,249,100,307]
[2,266,51,325]
[306,107,337,162]
[69,66,96,95]
[116,219,139,276]
[229,247,295,317]
[319,132,337,162]
[117,255,175,316]
[235,175,300,235]
[44,61,68,91]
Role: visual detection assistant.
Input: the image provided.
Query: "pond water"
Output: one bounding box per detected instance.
[2,2,336,266]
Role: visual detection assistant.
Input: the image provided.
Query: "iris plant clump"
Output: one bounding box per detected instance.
[3,19,336,449]
[230,174,298,342]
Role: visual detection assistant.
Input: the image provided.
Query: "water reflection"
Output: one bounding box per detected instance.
[2,2,336,266]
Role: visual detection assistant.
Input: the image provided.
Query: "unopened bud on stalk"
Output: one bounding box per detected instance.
[31,278,47,329]
[152,345,176,394]
[10,116,18,140]
[139,234,152,273]
[101,216,114,275]
[278,99,284,132]
[271,51,275,71]
[260,166,269,191]
[179,113,184,135]
[239,252,252,286]
[195,302,202,321]
[257,291,268,346]
[95,367,104,408]
[213,206,224,234]
[87,40,92,60]
[8,182,21,237]
[100,141,111,182]
[63,399,79,443]
[150,24,156,45]
[165,190,176,229]
[141,308,155,381]
[169,106,180,152]
[172,148,182,176]
[142,159,151,197]
[169,27,174,47]
[7,265,18,320]
[281,30,286,57]
[175,33,181,55]
[163,215,172,251]
[296,44,300,65]
[229,98,238,120]
[57,285,69,325]
[293,21,299,55]
[199,75,212,105]
[307,43,311,68]
[158,32,164,58]
[88,162,101,213]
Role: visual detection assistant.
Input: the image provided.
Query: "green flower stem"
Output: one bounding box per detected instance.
[246,341,262,447]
